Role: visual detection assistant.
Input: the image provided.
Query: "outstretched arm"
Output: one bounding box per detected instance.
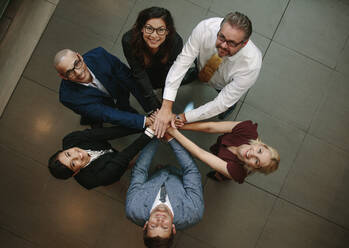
[180,121,241,134]
[76,133,152,189]
[167,127,232,179]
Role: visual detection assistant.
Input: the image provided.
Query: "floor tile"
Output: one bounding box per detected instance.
[309,72,349,153]
[0,144,90,248]
[336,37,349,76]
[0,228,37,248]
[185,181,276,248]
[274,0,349,68]
[237,104,306,195]
[280,135,349,229]
[245,41,333,131]
[54,0,135,42]
[175,233,215,248]
[0,0,55,116]
[23,15,113,93]
[0,77,81,165]
[186,0,212,9]
[94,201,145,248]
[210,0,289,38]
[36,176,121,248]
[257,199,349,248]
[251,32,271,57]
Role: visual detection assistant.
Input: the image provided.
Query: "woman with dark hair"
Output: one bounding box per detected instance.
[48,126,155,190]
[122,6,183,111]
[167,120,280,183]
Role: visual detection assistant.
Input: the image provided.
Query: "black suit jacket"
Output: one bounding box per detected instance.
[62,126,151,189]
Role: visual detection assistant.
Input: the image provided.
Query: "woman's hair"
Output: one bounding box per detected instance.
[243,139,280,175]
[48,150,74,179]
[130,6,176,65]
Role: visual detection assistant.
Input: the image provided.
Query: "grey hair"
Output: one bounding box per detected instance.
[220,12,252,41]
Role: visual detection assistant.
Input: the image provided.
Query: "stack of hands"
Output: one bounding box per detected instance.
[146,109,185,141]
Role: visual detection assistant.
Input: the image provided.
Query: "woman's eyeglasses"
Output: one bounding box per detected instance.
[144,24,168,36]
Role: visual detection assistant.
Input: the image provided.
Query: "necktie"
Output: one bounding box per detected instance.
[160,184,167,203]
[198,53,223,82]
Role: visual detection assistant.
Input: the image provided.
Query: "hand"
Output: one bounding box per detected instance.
[154,101,174,138]
[148,109,159,124]
[174,113,186,128]
[166,126,176,136]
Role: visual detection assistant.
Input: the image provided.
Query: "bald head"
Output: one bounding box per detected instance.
[54,49,91,83]
[54,49,75,69]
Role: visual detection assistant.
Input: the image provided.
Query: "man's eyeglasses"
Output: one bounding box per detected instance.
[65,56,83,78]
[144,24,168,36]
[217,32,245,48]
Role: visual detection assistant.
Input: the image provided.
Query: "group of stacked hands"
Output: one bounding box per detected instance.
[47,7,280,248]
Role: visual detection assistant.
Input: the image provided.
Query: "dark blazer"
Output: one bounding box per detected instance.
[62,126,151,190]
[59,47,149,130]
[122,31,183,110]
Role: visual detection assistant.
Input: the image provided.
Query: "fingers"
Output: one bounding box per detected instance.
[158,124,166,138]
[174,119,184,128]
[171,118,176,129]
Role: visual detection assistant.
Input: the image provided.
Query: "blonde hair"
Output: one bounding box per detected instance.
[243,139,280,175]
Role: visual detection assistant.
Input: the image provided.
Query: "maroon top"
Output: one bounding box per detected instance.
[210,121,258,183]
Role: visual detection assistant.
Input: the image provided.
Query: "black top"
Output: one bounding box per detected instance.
[122,30,183,110]
[62,126,151,189]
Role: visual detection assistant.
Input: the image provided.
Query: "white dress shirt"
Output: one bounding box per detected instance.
[163,17,262,122]
[150,187,174,217]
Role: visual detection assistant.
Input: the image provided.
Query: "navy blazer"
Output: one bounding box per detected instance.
[62,126,151,190]
[126,140,204,230]
[59,47,145,129]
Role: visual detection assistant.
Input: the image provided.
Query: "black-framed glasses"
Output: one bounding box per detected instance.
[65,55,83,78]
[217,32,245,48]
[144,24,168,36]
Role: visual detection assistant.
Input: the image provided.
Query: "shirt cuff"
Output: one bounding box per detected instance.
[144,127,155,138]
[163,88,177,102]
[143,116,146,128]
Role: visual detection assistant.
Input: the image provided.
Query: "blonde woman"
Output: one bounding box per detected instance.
[167,120,279,183]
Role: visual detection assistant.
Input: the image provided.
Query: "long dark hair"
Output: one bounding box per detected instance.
[131,7,176,66]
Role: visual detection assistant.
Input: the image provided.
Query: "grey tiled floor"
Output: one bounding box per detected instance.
[1,0,349,247]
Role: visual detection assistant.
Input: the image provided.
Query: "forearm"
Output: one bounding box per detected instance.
[170,129,205,160]
[168,139,203,201]
[181,121,240,134]
[163,34,198,101]
[75,103,145,129]
[81,126,141,141]
[129,139,159,187]
[169,128,231,178]
[116,133,152,165]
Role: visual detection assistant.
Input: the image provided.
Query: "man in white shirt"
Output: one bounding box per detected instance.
[154,12,262,137]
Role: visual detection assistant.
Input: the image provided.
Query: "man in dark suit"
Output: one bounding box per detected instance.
[126,137,204,247]
[48,126,154,190]
[54,47,154,129]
